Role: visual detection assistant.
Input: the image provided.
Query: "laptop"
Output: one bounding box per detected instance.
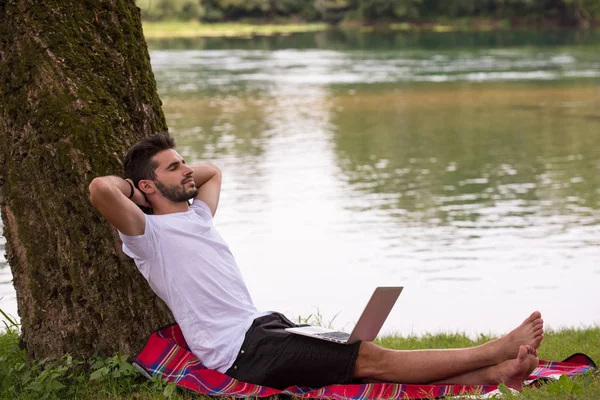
[285,286,403,344]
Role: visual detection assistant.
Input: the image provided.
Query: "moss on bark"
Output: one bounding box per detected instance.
[0,0,174,360]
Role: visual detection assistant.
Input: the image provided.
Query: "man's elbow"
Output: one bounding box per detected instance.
[206,164,222,181]
[212,164,222,180]
[88,177,109,207]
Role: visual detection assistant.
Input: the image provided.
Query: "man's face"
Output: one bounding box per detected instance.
[150,149,198,203]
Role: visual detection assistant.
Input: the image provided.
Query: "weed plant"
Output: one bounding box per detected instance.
[0,308,179,400]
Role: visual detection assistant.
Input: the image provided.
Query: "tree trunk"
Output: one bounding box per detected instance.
[0,0,174,360]
[314,0,350,25]
[572,6,591,29]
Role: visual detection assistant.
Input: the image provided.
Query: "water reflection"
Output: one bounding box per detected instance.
[330,84,600,223]
[0,218,17,320]
[2,31,599,335]
[151,47,600,88]
[148,29,600,51]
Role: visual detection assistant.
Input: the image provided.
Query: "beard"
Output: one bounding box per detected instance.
[154,179,199,203]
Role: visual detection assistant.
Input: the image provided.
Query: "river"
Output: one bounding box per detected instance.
[1,29,599,337]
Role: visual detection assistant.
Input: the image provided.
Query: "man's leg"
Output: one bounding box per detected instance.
[353,311,543,384]
[433,345,539,389]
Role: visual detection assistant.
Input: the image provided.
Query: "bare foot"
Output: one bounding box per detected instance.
[491,345,539,389]
[487,311,544,362]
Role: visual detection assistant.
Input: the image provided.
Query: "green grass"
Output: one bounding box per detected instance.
[377,328,600,399]
[377,327,600,363]
[139,20,495,39]
[0,310,183,400]
[1,308,598,399]
[139,17,581,39]
[141,21,328,39]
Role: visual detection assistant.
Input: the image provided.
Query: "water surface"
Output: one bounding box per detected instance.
[1,30,599,336]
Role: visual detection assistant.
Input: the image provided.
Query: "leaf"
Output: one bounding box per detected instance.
[546,384,560,394]
[0,307,19,329]
[89,366,110,381]
[91,359,104,370]
[497,383,512,396]
[26,381,43,392]
[64,354,73,367]
[37,369,51,383]
[557,374,574,393]
[571,380,584,395]
[14,362,27,373]
[164,382,177,397]
[48,380,66,391]
[579,371,594,389]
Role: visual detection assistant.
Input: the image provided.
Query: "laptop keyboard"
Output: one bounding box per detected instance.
[314,331,350,342]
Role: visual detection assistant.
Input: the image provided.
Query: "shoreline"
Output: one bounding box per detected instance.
[141,21,328,39]
[141,19,600,39]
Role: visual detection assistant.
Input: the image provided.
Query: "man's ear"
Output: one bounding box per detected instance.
[138,179,155,195]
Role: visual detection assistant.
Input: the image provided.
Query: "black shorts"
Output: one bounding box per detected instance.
[225,312,361,389]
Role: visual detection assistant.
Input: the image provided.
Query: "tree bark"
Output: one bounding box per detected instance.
[0,0,174,360]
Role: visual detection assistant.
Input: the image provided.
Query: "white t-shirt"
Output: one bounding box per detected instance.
[119,200,266,372]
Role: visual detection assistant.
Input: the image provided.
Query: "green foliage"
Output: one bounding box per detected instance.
[137,0,205,21]
[135,0,600,25]
[0,351,177,400]
[88,355,137,381]
[352,0,423,21]
[548,374,583,395]
[563,0,600,19]
[0,308,178,400]
[203,0,270,21]
[519,371,600,399]
[203,0,319,22]
[315,0,353,23]
[4,354,80,399]
[498,382,516,397]
[274,0,320,21]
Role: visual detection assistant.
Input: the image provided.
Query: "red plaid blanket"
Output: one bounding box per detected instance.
[133,324,596,399]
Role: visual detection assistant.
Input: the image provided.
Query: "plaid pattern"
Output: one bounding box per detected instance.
[133,324,595,399]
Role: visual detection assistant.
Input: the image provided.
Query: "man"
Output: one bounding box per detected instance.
[89,133,544,390]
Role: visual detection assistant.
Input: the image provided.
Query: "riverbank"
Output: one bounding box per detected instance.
[1,318,598,399]
[141,21,328,38]
[140,18,600,39]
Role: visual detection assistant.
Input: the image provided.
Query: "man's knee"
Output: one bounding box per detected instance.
[353,341,388,379]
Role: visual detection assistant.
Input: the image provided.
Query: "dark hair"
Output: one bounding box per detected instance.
[124,133,175,186]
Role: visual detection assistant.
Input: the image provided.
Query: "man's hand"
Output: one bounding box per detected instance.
[125,178,151,208]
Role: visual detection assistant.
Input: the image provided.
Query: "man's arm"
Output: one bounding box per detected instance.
[191,164,222,216]
[89,176,149,236]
